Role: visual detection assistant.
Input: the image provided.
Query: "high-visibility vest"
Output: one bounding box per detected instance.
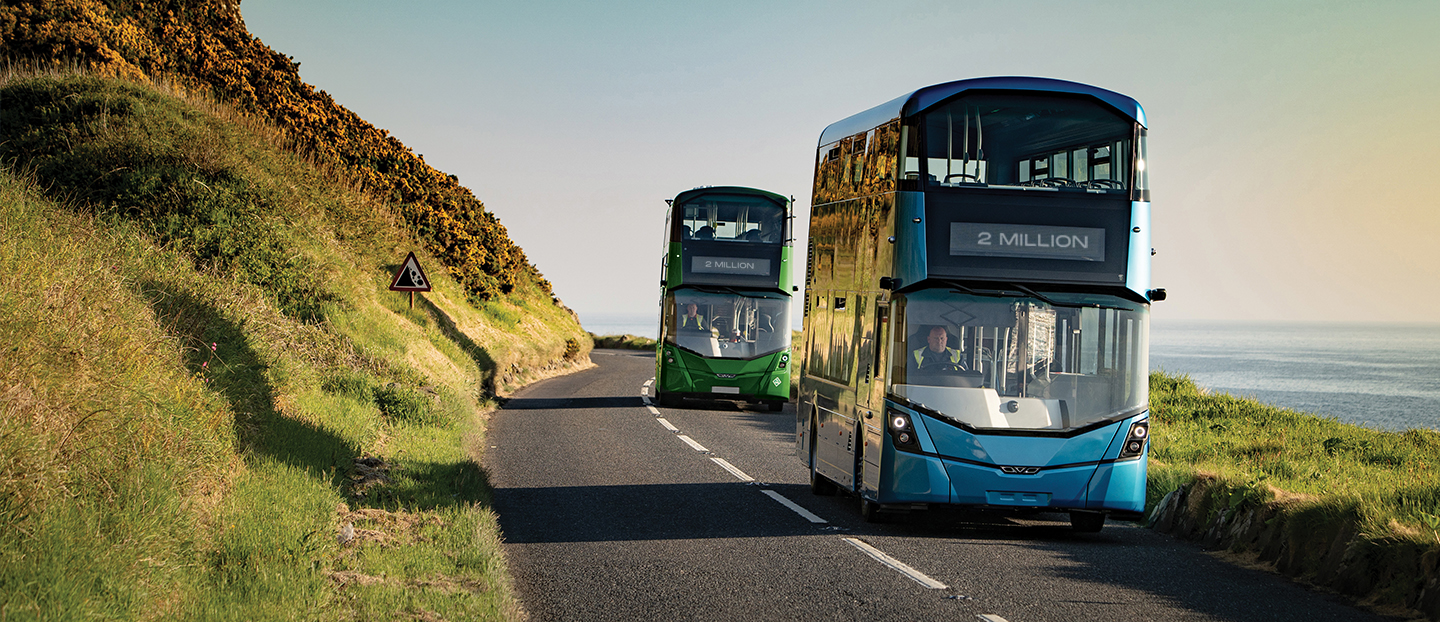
[913,347,963,369]
[680,314,706,330]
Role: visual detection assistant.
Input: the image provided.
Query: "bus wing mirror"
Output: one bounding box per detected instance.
[879,276,896,290]
[1147,288,1167,302]
[793,285,799,292]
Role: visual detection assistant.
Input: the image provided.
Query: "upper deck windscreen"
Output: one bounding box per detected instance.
[916,93,1144,193]
[677,194,786,244]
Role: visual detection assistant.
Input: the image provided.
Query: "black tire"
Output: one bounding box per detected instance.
[655,391,676,408]
[766,400,785,412]
[1070,510,1106,533]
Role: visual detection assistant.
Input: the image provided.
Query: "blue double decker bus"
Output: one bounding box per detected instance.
[798,77,1163,531]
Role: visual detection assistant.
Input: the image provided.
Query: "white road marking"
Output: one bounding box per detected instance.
[642,396,652,406]
[976,616,1010,622]
[842,537,948,590]
[709,457,754,482]
[646,405,660,416]
[677,435,709,452]
[643,379,653,388]
[656,418,680,433]
[761,490,827,524]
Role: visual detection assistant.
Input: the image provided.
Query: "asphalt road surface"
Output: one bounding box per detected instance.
[484,350,1393,622]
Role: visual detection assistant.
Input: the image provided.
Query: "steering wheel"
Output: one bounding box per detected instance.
[1081,179,1124,189]
[919,361,965,373]
[944,173,980,183]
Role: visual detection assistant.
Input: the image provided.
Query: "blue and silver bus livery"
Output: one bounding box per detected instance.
[798,77,1164,531]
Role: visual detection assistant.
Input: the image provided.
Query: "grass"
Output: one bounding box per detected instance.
[1147,372,1440,544]
[590,333,657,350]
[0,70,588,620]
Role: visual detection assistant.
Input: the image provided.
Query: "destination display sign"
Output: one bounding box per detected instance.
[692,256,771,276]
[950,223,1106,262]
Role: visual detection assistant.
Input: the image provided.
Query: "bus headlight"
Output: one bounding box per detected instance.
[1118,420,1149,460]
[887,411,920,452]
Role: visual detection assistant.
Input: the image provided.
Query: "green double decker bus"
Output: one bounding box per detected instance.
[655,186,795,411]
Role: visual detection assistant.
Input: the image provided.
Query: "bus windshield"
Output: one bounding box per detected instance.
[889,288,1148,432]
[667,290,792,359]
[916,93,1143,192]
[680,195,786,243]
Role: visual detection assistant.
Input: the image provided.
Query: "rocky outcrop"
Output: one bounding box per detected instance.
[1149,476,1440,620]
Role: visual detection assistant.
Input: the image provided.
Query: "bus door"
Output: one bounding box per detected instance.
[858,299,889,494]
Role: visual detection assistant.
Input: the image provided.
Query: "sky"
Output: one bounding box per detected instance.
[242,0,1439,326]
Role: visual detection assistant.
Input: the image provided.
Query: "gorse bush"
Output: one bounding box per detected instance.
[0,0,548,301]
[0,75,335,319]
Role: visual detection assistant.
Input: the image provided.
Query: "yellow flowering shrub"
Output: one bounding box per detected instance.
[0,0,549,300]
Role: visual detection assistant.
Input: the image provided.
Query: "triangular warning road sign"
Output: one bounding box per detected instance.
[389,252,432,292]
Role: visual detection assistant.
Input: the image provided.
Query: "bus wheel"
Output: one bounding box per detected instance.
[656,391,675,408]
[1070,511,1106,533]
[766,400,785,412]
[810,461,837,496]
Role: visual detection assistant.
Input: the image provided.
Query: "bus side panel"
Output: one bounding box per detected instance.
[893,191,927,288]
[1125,201,1152,298]
[813,386,855,489]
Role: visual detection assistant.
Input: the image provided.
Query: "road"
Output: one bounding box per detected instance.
[483,350,1392,622]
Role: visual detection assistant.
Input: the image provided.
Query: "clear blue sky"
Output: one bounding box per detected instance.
[243,0,1439,324]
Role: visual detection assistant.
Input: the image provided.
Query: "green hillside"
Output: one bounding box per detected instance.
[0,69,584,619]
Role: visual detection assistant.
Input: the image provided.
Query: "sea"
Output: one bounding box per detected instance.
[1149,321,1439,433]
[580,313,1440,432]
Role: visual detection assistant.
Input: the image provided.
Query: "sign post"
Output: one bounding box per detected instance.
[388,251,432,309]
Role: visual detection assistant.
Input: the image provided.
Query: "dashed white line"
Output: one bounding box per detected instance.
[676,435,709,452]
[761,490,827,524]
[976,616,1010,622]
[642,396,652,406]
[646,405,660,415]
[643,378,654,387]
[656,418,680,433]
[709,457,754,482]
[842,537,948,589]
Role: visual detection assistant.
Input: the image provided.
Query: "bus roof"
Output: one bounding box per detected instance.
[671,186,788,207]
[817,76,1146,146]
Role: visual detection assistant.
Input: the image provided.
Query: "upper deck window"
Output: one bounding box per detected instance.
[916,93,1142,193]
[679,195,786,244]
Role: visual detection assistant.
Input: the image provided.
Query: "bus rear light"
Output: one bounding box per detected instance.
[1118,421,1149,460]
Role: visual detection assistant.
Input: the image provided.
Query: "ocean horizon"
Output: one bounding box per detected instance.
[580,313,1439,432]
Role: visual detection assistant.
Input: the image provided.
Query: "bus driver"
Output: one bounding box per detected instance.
[679,303,707,331]
[913,326,965,371]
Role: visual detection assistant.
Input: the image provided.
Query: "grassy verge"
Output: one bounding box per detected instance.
[1147,372,1440,617]
[0,71,587,620]
[590,333,657,350]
